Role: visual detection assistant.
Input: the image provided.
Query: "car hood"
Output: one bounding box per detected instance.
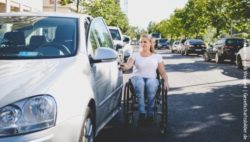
[113,40,123,46]
[0,58,74,107]
[159,42,168,45]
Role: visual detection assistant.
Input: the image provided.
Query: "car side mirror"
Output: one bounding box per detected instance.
[123,38,130,45]
[91,47,118,63]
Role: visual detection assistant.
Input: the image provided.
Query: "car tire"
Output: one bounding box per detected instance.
[181,50,184,55]
[236,55,243,69]
[184,49,188,56]
[79,107,95,142]
[215,53,223,64]
[203,52,211,62]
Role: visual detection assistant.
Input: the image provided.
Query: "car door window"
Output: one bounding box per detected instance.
[88,18,113,57]
[86,18,118,126]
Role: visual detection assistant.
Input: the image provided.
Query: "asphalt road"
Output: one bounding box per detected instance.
[95,49,250,142]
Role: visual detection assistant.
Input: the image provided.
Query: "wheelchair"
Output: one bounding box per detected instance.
[123,71,168,135]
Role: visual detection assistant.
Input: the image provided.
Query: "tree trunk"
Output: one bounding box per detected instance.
[76,0,80,12]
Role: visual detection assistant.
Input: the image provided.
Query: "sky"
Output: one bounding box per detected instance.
[127,0,188,29]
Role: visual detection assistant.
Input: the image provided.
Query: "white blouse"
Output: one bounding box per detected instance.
[131,52,163,78]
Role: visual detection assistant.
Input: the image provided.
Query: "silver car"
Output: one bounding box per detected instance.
[0,12,123,142]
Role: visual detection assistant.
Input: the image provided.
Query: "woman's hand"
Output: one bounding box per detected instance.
[119,63,127,71]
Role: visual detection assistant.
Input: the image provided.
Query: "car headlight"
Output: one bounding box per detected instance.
[0,95,56,137]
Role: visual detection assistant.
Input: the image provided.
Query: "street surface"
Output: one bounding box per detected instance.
[96,49,250,142]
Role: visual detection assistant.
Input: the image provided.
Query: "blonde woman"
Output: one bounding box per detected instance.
[120,34,169,126]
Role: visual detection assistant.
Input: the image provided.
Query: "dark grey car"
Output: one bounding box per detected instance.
[181,39,206,55]
[203,38,245,63]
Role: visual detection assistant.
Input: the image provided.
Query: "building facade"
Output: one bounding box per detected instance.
[0,0,43,12]
[43,0,77,12]
[116,0,128,15]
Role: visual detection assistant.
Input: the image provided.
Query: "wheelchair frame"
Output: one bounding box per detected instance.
[123,75,168,135]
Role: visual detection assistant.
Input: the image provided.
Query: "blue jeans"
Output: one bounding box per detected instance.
[131,76,159,117]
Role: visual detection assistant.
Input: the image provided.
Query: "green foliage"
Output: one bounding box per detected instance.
[59,0,73,5]
[125,26,146,40]
[148,0,250,42]
[82,0,129,33]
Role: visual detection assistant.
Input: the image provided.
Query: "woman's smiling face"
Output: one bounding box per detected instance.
[139,37,151,51]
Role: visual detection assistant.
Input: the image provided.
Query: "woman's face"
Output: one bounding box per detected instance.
[139,37,151,51]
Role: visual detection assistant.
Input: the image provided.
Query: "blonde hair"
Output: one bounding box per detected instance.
[139,34,155,53]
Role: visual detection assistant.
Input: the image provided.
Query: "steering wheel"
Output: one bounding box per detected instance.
[38,42,71,56]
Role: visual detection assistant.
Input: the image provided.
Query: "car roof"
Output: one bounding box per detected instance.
[123,35,130,38]
[0,12,91,19]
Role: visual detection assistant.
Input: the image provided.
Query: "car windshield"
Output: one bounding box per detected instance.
[159,39,167,43]
[151,33,160,38]
[189,39,204,44]
[109,29,121,40]
[0,16,77,59]
[226,39,244,46]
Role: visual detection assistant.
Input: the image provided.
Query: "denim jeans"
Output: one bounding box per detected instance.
[131,76,159,117]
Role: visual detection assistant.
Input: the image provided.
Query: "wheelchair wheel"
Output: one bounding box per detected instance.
[154,79,168,135]
[160,80,168,135]
[123,81,136,127]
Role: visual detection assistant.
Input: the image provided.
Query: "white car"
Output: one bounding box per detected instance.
[0,12,123,142]
[120,35,133,62]
[236,45,250,69]
[171,40,181,53]
[108,26,124,50]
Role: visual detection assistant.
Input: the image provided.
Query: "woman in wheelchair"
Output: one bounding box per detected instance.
[120,34,169,126]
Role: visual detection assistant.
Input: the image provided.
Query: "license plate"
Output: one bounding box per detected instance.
[195,49,202,51]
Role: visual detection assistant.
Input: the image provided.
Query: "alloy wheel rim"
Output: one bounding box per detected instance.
[236,56,242,68]
[204,53,208,60]
[215,53,219,62]
[83,117,94,142]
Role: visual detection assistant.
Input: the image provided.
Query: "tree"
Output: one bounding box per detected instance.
[166,12,183,39]
[206,0,230,38]
[226,0,250,36]
[59,0,82,12]
[147,21,158,34]
[82,0,129,33]
[182,0,209,38]
[59,0,72,5]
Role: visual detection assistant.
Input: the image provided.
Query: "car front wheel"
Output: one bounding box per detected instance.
[215,53,223,63]
[79,108,95,142]
[203,52,211,62]
[184,49,189,56]
[236,55,243,69]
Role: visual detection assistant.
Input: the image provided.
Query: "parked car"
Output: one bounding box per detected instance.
[181,39,206,55]
[131,39,139,46]
[236,45,250,69]
[150,33,161,48]
[203,38,245,63]
[0,12,123,142]
[108,26,124,50]
[123,35,133,59]
[177,39,186,54]
[157,38,169,49]
[170,40,181,53]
